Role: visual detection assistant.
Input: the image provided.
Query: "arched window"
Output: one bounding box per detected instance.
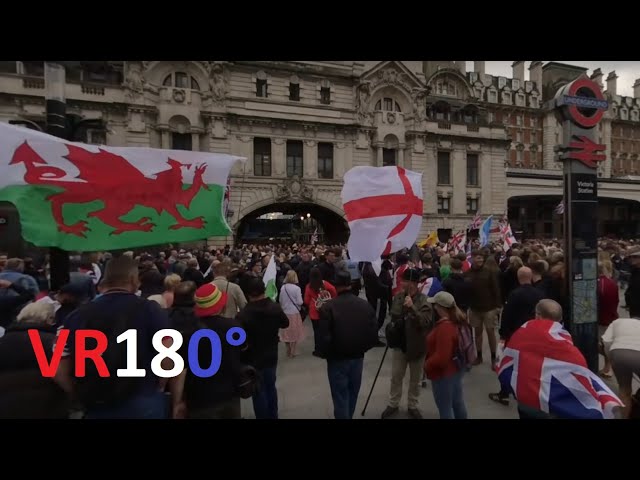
[163,72,201,90]
[374,97,402,112]
[430,101,451,121]
[436,81,457,97]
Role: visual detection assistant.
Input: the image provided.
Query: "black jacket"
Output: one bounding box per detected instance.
[183,315,244,410]
[317,291,378,360]
[442,272,471,311]
[318,261,336,285]
[168,302,199,335]
[626,266,640,317]
[501,268,520,305]
[182,267,206,287]
[0,283,35,327]
[499,284,546,341]
[238,298,289,369]
[0,323,68,418]
[295,261,313,296]
[533,275,554,299]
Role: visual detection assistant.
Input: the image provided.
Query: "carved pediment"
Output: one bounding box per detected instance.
[273,175,314,202]
[361,61,426,92]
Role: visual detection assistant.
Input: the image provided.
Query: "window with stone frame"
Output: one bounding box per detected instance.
[466,197,478,214]
[317,142,334,179]
[286,140,303,177]
[253,137,272,176]
[289,82,300,101]
[466,153,479,186]
[171,133,192,151]
[437,151,451,185]
[437,196,450,214]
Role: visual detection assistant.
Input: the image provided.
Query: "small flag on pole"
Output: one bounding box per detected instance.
[311,228,318,245]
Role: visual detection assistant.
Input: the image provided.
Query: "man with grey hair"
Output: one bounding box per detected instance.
[535,298,563,323]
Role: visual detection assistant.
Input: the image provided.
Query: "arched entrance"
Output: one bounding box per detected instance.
[235,202,349,245]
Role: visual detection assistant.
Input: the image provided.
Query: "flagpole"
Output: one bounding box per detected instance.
[45,62,70,292]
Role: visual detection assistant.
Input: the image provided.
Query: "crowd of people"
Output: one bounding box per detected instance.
[0,236,638,419]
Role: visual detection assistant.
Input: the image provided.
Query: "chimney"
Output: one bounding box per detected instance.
[590,68,604,89]
[529,61,543,90]
[474,61,485,75]
[512,61,525,81]
[634,79,640,98]
[454,61,466,75]
[606,71,618,96]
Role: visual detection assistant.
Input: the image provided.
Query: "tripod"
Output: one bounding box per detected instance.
[361,344,389,416]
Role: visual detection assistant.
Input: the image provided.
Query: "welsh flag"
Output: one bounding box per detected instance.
[341,166,423,263]
[263,254,278,301]
[0,122,243,251]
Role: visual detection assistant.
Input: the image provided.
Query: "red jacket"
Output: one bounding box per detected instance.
[304,281,337,321]
[424,319,459,380]
[597,275,619,327]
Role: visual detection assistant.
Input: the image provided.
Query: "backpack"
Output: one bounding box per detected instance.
[452,322,476,371]
[74,298,147,409]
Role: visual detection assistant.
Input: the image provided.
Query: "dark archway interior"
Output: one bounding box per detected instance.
[508,195,640,239]
[236,202,349,245]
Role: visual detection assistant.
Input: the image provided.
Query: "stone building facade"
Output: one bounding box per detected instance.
[0,60,639,252]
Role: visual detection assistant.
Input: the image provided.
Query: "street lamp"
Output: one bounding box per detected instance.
[45,62,70,291]
[306,213,311,218]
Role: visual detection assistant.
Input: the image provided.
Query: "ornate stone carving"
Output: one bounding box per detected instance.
[273,138,285,145]
[124,62,145,100]
[304,139,317,148]
[173,89,186,103]
[205,62,227,106]
[411,88,428,122]
[356,81,372,123]
[371,68,407,90]
[235,135,252,143]
[275,175,314,202]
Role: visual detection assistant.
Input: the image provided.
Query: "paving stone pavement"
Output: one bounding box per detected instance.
[239,293,636,419]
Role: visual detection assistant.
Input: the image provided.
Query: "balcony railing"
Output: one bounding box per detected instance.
[22,77,44,89]
[81,84,105,96]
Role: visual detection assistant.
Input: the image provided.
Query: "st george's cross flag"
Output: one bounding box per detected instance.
[341,166,423,264]
[0,122,244,251]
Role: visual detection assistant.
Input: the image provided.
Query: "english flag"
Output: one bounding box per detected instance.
[501,222,517,251]
[341,166,423,263]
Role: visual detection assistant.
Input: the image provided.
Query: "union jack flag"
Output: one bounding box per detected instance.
[498,319,623,419]
[469,211,482,230]
[310,228,318,245]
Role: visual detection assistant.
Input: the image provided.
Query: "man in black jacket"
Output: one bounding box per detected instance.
[489,266,545,406]
[295,251,313,298]
[0,279,35,327]
[442,259,470,311]
[625,250,640,317]
[318,271,378,419]
[318,248,337,285]
[237,277,289,419]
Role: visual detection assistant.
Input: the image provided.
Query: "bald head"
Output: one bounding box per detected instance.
[517,266,533,285]
[535,299,563,322]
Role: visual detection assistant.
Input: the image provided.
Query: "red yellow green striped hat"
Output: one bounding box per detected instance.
[194,283,228,317]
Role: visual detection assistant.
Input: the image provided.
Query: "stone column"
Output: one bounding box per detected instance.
[481,151,493,214]
[191,133,200,152]
[231,135,253,176]
[303,140,317,179]
[334,142,346,179]
[377,145,383,167]
[398,146,405,168]
[451,148,467,215]
[161,130,170,149]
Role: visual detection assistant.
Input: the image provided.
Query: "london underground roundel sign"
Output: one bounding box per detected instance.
[555,76,608,129]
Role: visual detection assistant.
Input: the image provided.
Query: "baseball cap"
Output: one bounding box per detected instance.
[427,291,456,308]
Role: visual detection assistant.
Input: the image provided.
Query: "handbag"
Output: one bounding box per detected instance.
[283,284,308,321]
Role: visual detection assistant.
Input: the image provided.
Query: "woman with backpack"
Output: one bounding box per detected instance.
[424,291,471,419]
[304,267,336,357]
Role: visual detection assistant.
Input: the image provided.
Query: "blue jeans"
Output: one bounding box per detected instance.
[85,391,169,419]
[327,358,364,419]
[431,370,468,419]
[252,366,278,419]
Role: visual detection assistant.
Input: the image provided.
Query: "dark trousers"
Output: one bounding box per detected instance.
[252,366,278,419]
[311,319,321,352]
[517,403,552,419]
[188,398,241,419]
[366,293,386,330]
[326,358,364,419]
[85,391,169,419]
